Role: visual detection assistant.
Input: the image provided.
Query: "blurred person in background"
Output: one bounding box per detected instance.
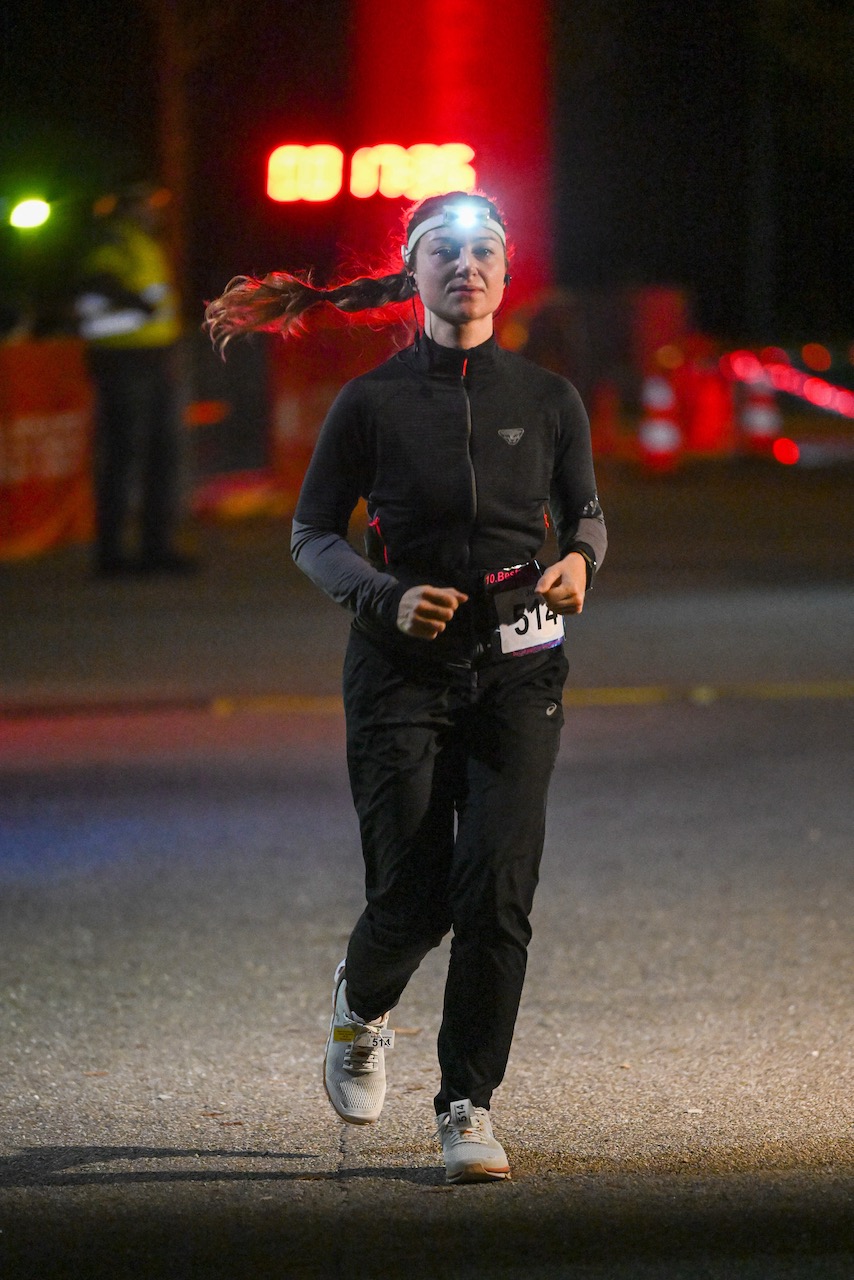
[205,191,606,1183]
[75,181,195,576]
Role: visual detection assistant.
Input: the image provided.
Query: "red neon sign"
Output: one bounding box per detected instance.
[266,143,476,203]
[266,145,345,203]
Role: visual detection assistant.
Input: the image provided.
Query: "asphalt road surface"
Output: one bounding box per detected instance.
[1,458,852,1278]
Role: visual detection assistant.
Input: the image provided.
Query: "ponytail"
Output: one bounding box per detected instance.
[204,189,507,355]
[204,268,413,354]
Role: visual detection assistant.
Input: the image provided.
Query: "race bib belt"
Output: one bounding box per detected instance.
[484,561,564,658]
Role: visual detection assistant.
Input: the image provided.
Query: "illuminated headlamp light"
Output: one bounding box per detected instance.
[401,203,507,264]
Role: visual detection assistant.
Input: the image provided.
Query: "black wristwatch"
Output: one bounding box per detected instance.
[568,542,597,590]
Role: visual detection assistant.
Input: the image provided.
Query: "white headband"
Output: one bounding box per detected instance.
[401,202,507,265]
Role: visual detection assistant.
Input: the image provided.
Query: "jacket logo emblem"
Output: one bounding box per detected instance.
[498,429,524,446]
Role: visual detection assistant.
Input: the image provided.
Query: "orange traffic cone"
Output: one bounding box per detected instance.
[637,373,683,473]
[739,372,781,455]
[685,369,736,455]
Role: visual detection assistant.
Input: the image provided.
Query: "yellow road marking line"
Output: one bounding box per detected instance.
[718,680,854,701]
[565,681,854,707]
[564,686,672,706]
[210,681,854,717]
[211,694,344,717]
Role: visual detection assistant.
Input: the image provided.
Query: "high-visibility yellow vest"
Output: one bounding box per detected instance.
[78,220,181,348]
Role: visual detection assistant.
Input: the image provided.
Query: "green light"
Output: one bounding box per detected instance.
[10,198,51,229]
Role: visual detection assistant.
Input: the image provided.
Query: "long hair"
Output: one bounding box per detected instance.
[204,191,507,354]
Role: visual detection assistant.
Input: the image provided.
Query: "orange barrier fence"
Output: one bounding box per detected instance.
[0,340,95,561]
[3,328,804,559]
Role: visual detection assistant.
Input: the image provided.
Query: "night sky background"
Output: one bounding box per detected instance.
[1,0,851,344]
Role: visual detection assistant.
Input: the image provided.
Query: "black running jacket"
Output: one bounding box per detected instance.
[291,335,607,649]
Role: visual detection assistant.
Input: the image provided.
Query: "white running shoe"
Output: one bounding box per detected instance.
[437,1098,511,1183]
[323,960,393,1125]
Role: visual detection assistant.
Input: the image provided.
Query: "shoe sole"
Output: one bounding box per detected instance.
[446,1162,511,1184]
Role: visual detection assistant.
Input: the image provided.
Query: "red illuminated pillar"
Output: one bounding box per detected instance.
[347,0,554,304]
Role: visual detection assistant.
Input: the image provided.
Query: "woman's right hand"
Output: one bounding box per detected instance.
[396,585,468,640]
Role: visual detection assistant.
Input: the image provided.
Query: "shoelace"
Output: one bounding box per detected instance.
[437,1109,490,1143]
[343,1023,385,1075]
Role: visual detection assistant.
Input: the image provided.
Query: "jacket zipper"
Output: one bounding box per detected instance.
[461,358,478,533]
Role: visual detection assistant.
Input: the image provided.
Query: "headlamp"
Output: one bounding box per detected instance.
[401,202,506,264]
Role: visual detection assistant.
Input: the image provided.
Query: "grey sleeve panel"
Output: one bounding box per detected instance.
[548,380,608,571]
[290,520,405,626]
[570,511,608,570]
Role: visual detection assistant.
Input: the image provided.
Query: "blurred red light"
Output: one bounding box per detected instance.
[804,378,835,408]
[773,437,800,465]
[760,346,789,365]
[720,348,854,420]
[801,343,832,372]
[184,400,230,427]
[721,350,763,381]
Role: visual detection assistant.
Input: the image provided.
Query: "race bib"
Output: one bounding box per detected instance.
[333,1026,395,1049]
[485,562,565,657]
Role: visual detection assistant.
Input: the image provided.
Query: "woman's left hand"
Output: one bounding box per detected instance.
[535,553,588,615]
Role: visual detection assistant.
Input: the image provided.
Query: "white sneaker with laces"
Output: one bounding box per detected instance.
[437,1098,511,1183]
[323,960,393,1124]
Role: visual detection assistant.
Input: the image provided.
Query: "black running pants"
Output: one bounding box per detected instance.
[341,628,567,1114]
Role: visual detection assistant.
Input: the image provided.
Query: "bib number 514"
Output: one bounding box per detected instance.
[513,599,558,635]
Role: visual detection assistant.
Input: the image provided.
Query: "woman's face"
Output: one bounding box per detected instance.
[411,222,507,346]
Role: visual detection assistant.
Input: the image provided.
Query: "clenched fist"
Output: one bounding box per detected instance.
[396,585,469,640]
[535,553,588,615]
